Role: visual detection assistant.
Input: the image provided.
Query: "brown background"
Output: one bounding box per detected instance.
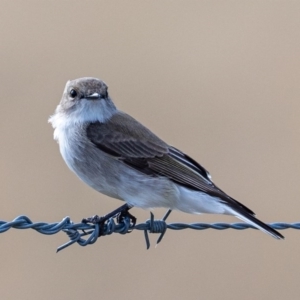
[0,1,299,299]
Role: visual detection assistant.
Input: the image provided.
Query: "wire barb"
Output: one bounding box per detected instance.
[0,215,298,252]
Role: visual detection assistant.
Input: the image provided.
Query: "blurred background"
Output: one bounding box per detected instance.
[0,1,299,299]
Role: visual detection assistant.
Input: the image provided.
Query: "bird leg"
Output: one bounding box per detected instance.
[116,205,136,232]
[82,203,136,236]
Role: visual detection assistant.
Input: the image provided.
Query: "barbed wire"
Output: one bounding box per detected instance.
[0,213,298,252]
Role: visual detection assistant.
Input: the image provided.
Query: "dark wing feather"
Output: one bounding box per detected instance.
[168,147,212,182]
[87,112,168,158]
[86,111,255,215]
[148,152,255,215]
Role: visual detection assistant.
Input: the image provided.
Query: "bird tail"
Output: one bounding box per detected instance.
[227,207,284,240]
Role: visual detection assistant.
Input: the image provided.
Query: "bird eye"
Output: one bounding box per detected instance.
[69,89,77,98]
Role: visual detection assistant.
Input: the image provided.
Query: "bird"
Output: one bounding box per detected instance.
[49,77,284,240]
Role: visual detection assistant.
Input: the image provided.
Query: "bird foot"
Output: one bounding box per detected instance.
[116,209,137,231]
[81,203,136,236]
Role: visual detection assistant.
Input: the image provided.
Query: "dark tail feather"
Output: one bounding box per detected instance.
[232,209,284,240]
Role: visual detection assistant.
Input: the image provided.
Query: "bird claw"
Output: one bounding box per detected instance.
[81,204,136,236]
[82,215,107,236]
[82,215,104,224]
[116,210,137,232]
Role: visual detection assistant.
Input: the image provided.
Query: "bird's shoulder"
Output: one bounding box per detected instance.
[86,111,168,158]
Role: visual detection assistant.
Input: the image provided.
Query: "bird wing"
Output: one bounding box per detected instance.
[86,111,169,158]
[86,111,255,215]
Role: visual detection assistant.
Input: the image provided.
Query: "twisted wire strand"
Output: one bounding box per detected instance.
[0,215,298,252]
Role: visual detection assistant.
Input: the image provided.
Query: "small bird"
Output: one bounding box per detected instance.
[49,77,284,240]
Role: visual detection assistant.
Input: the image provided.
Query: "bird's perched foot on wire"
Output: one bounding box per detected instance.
[82,203,136,236]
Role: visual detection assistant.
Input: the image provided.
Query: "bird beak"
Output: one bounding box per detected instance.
[86,92,101,100]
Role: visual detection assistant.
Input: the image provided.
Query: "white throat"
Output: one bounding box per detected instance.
[49,98,117,141]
